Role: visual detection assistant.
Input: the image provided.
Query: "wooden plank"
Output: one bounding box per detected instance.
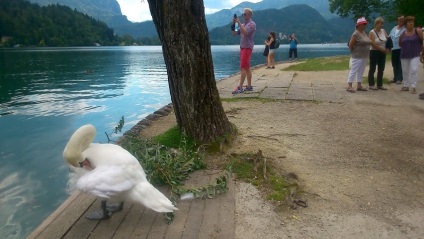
[163,199,191,239]
[87,200,134,239]
[198,197,220,239]
[112,204,145,239]
[198,171,227,239]
[181,199,206,238]
[164,171,207,239]
[217,177,236,239]
[62,198,105,239]
[146,187,173,239]
[27,191,81,239]
[180,171,210,239]
[30,192,97,239]
[131,207,158,238]
[145,213,170,239]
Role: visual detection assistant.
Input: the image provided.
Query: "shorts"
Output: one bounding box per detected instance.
[240,48,253,69]
[269,49,276,54]
[289,48,298,58]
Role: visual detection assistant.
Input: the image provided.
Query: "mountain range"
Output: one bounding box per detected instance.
[27,0,387,44]
[206,0,336,30]
[209,4,354,44]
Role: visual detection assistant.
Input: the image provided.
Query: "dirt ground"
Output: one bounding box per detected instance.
[140,64,424,239]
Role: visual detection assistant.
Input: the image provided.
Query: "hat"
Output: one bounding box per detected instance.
[356,17,368,26]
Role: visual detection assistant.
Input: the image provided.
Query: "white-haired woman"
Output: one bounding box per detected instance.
[368,17,390,90]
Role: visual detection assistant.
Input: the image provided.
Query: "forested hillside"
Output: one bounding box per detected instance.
[209,4,354,45]
[0,0,119,47]
[206,0,335,30]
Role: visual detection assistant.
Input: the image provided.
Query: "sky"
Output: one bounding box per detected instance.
[116,0,262,22]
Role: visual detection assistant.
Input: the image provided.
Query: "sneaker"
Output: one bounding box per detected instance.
[369,86,378,90]
[411,88,417,94]
[396,81,402,85]
[232,86,244,94]
[400,87,409,91]
[377,86,387,90]
[244,86,253,91]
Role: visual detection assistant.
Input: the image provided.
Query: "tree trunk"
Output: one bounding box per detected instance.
[146,0,234,143]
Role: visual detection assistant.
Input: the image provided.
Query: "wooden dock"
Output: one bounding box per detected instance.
[28,170,235,239]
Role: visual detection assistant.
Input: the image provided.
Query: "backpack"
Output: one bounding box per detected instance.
[274,39,280,49]
[415,28,423,45]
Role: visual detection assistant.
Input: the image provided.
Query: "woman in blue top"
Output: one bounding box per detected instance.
[288,33,298,62]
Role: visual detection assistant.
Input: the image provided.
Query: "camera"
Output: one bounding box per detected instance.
[233,14,239,31]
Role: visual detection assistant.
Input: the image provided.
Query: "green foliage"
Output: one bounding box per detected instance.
[0,0,119,47]
[104,116,124,143]
[283,55,351,71]
[329,0,384,19]
[395,0,424,25]
[120,135,205,187]
[329,0,424,25]
[175,174,230,200]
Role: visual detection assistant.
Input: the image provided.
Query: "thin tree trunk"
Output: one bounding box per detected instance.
[147,0,234,143]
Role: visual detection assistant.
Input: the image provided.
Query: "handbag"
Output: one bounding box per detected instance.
[374,29,392,49]
[263,46,269,56]
[385,37,393,49]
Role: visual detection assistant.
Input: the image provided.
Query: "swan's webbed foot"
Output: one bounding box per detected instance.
[106,202,124,212]
[85,210,111,220]
[85,200,111,220]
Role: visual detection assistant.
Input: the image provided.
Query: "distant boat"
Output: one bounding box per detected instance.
[94,43,101,47]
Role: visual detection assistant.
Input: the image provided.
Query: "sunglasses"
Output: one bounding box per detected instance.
[242,13,247,16]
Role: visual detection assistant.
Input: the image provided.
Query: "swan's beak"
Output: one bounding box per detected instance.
[79,158,93,170]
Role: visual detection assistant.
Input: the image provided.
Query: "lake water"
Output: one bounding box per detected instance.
[0,44,349,239]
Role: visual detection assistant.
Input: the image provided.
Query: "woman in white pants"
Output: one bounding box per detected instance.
[399,16,423,94]
[347,17,389,92]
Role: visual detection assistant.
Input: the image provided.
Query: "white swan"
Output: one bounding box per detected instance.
[63,124,177,220]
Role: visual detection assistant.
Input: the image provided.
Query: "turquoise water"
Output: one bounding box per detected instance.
[0,44,349,239]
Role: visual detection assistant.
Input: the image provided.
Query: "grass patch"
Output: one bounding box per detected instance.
[229,152,292,203]
[153,126,196,149]
[283,55,350,71]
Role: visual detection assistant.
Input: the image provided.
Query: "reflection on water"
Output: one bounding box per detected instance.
[0,45,349,239]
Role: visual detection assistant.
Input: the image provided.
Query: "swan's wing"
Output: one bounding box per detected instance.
[76,165,138,198]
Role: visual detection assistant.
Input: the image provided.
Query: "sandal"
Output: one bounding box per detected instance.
[411,88,417,94]
[357,87,368,91]
[346,88,355,93]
